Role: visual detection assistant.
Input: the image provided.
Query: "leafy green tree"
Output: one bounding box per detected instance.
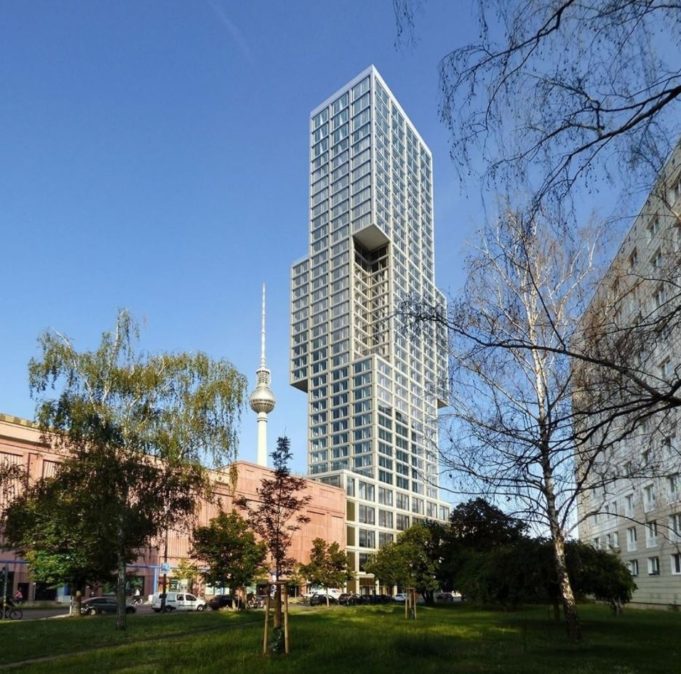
[438,499,528,592]
[366,523,440,604]
[300,538,352,606]
[173,558,201,596]
[395,524,441,604]
[191,511,267,608]
[236,436,310,632]
[5,474,116,615]
[454,538,550,609]
[0,459,26,521]
[364,540,412,590]
[25,310,246,630]
[447,499,528,549]
[565,541,637,615]
[451,536,635,615]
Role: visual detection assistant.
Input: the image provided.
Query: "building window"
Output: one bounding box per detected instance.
[643,484,656,512]
[647,556,660,576]
[359,505,375,525]
[396,492,409,510]
[378,487,393,506]
[358,481,375,502]
[378,469,393,484]
[658,357,671,378]
[627,527,637,552]
[625,493,634,517]
[41,458,59,478]
[646,521,658,547]
[378,509,393,528]
[647,218,659,241]
[671,553,681,575]
[628,560,639,577]
[669,513,681,542]
[358,529,375,549]
[396,514,410,531]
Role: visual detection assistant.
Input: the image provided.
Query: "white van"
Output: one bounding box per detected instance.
[305,587,343,600]
[151,592,206,612]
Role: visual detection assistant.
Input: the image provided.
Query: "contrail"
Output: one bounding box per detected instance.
[205,0,255,66]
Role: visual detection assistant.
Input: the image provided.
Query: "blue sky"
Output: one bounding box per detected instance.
[1,1,482,475]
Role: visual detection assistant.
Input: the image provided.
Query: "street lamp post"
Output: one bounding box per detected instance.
[160,525,169,612]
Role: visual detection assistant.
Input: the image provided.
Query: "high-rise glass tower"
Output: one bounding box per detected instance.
[290,66,450,592]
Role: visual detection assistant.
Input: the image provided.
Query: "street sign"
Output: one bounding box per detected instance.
[160,563,170,573]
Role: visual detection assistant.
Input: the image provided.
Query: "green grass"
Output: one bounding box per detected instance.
[2,604,680,673]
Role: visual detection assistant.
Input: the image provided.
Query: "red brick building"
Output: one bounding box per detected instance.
[0,413,346,601]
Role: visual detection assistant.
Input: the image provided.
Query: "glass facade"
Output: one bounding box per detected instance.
[291,66,449,588]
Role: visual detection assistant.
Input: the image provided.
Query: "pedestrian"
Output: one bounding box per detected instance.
[14,589,23,604]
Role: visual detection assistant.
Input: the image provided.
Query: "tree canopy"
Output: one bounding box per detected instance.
[191,511,267,604]
[396,0,681,211]
[365,522,440,604]
[300,538,352,604]
[21,310,247,629]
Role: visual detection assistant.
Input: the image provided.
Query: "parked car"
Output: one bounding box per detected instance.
[151,592,206,612]
[305,587,343,600]
[357,594,392,605]
[81,596,136,616]
[309,593,338,606]
[338,593,359,606]
[391,592,425,604]
[208,594,234,611]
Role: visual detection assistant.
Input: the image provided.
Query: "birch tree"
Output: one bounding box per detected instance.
[25,310,246,630]
[407,211,600,639]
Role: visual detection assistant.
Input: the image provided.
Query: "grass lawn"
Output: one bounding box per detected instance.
[1,603,679,673]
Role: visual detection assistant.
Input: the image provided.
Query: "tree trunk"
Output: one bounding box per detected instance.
[116,520,127,631]
[274,584,282,629]
[542,458,581,641]
[551,532,580,641]
[537,408,581,642]
[75,588,83,618]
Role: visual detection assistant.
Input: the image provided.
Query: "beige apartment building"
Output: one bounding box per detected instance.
[577,143,681,607]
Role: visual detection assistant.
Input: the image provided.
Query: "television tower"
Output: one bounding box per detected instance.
[249,284,275,466]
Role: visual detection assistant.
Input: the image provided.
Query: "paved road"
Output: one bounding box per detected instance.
[21,605,156,620]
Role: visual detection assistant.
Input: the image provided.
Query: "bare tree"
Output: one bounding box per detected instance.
[414,210,602,639]
[402,180,681,633]
[395,0,681,212]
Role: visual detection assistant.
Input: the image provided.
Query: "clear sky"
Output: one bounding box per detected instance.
[1,1,482,475]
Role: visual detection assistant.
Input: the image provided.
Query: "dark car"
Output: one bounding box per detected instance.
[338,593,359,606]
[358,594,392,605]
[81,596,136,616]
[309,593,338,606]
[208,594,234,611]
